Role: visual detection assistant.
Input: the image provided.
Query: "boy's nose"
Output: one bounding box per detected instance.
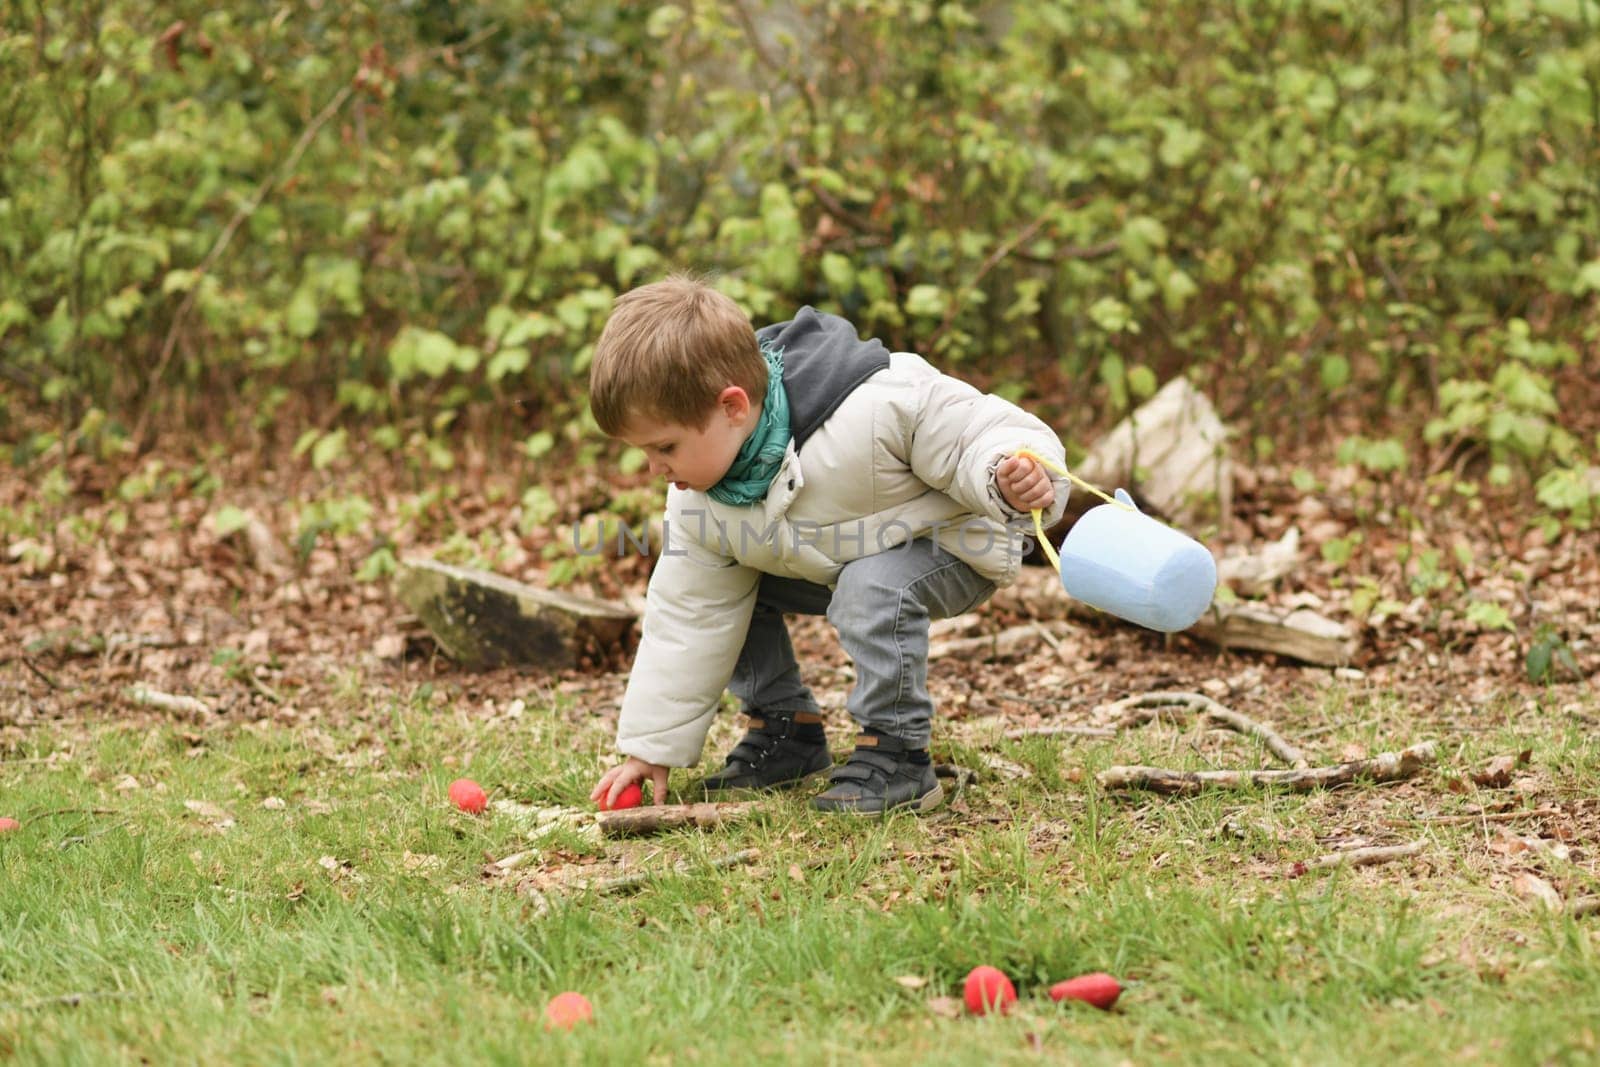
[647,457,668,477]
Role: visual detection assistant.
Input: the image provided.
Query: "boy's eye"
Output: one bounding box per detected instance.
[659,445,675,456]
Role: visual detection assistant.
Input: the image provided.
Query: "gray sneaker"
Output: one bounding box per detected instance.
[811,733,943,815]
[700,712,833,793]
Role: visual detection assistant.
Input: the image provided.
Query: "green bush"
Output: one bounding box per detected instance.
[2,1,1596,495]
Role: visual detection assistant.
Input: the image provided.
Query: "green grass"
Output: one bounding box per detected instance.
[3,685,1599,1065]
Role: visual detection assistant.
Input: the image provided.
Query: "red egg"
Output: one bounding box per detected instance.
[545,991,593,1030]
[598,782,643,812]
[447,778,487,814]
[962,965,1016,1016]
[1049,972,1122,1010]
[0,817,19,833]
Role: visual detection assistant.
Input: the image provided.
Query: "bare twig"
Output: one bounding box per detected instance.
[1098,741,1437,796]
[933,763,977,796]
[926,206,1057,351]
[1293,840,1425,875]
[16,655,62,687]
[124,685,212,719]
[28,807,118,819]
[1389,806,1561,827]
[1103,691,1309,769]
[978,753,1032,781]
[1571,897,1600,919]
[1003,724,1117,740]
[3,990,139,1012]
[135,78,356,447]
[597,801,760,839]
[133,26,501,448]
[586,848,762,894]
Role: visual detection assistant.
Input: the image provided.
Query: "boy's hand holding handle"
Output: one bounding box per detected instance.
[591,755,671,808]
[996,453,1055,514]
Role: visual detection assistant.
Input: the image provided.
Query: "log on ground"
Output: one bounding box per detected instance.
[394,559,636,670]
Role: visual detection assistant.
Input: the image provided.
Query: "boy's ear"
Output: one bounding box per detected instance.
[717,385,752,421]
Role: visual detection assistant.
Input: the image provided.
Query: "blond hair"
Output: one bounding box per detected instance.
[589,275,766,435]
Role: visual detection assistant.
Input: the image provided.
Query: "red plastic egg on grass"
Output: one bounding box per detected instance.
[1049,972,1122,1010]
[545,991,593,1030]
[447,778,487,814]
[0,817,18,833]
[598,782,643,812]
[962,965,1016,1016]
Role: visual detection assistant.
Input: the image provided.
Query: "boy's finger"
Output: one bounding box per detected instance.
[606,772,637,809]
[651,767,670,806]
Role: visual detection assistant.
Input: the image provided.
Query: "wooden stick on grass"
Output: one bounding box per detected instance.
[1098,741,1437,795]
[1293,840,1425,876]
[596,801,760,838]
[125,685,212,719]
[1103,691,1309,768]
[587,848,762,894]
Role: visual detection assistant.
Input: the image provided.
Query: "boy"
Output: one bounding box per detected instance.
[587,275,1068,815]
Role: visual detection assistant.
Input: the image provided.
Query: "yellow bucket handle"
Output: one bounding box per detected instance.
[1010,447,1137,573]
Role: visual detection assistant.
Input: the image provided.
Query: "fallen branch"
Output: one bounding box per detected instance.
[978,753,1032,781]
[1188,602,1360,668]
[586,847,762,894]
[1098,741,1437,795]
[1571,897,1600,919]
[1102,691,1309,768]
[1293,840,1425,876]
[3,990,140,1012]
[1391,806,1561,827]
[19,656,63,690]
[597,801,760,838]
[125,685,212,719]
[1003,724,1117,740]
[933,763,977,796]
[929,620,1074,662]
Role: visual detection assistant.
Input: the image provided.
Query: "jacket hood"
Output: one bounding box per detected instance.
[756,307,892,449]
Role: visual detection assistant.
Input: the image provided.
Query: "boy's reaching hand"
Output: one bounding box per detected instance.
[996,453,1055,514]
[591,756,671,809]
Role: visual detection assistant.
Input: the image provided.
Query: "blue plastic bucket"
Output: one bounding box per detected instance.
[1057,489,1217,633]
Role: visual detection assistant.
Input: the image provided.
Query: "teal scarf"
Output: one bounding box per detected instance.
[708,344,791,506]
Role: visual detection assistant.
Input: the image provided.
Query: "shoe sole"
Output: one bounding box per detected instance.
[812,781,945,817]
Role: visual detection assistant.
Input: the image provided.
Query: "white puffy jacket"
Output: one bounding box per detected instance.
[614,310,1069,767]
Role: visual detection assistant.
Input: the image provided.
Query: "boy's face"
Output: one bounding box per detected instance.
[618,387,756,493]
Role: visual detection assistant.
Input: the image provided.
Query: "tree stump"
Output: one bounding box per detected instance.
[394,559,636,670]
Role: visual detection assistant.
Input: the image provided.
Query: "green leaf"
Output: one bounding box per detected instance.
[524,431,555,460]
[487,346,529,382]
[1464,601,1514,632]
[1574,259,1600,295]
[520,485,559,527]
[311,429,347,471]
[355,546,397,583]
[1087,297,1135,334]
[213,506,252,538]
[286,286,319,338]
[1127,365,1158,400]
[820,253,855,294]
[905,285,948,318]
[1157,121,1205,168]
[616,245,661,287]
[1320,354,1351,391]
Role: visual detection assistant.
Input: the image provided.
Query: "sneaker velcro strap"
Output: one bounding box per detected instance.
[843,748,902,778]
[728,736,777,764]
[829,762,879,784]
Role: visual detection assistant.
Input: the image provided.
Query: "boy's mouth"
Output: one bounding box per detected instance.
[673,481,689,490]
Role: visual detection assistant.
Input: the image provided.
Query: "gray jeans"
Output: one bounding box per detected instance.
[728,538,995,749]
